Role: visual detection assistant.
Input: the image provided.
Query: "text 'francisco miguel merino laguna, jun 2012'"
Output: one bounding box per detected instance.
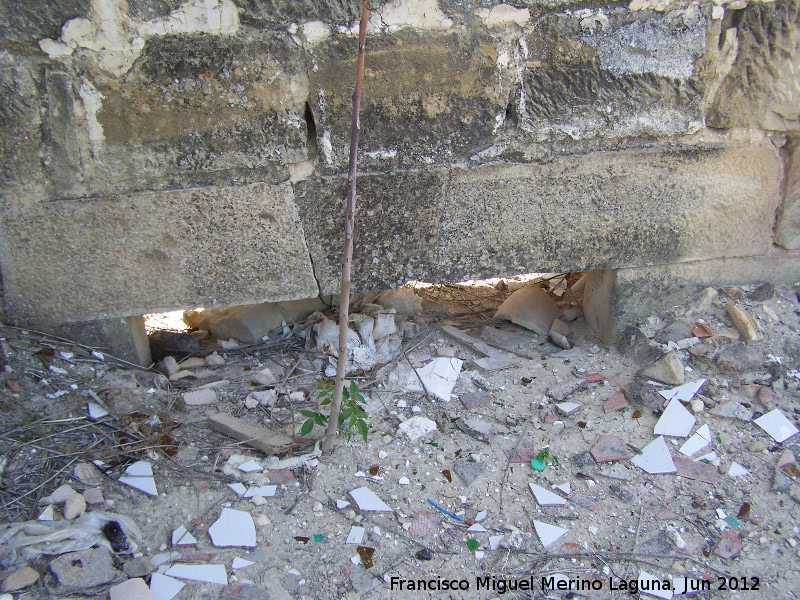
[388,574,757,594]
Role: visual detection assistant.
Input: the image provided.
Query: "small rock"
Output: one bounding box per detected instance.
[205,352,226,366]
[123,557,156,578]
[253,368,277,386]
[773,468,792,492]
[748,441,767,453]
[312,501,324,512]
[609,485,635,504]
[637,352,684,385]
[1,566,40,592]
[690,399,704,413]
[49,547,121,589]
[183,388,217,406]
[454,459,486,486]
[161,356,180,377]
[73,462,103,487]
[398,476,410,485]
[590,435,631,463]
[64,493,86,520]
[546,378,584,402]
[40,484,78,505]
[244,397,259,409]
[716,343,763,374]
[398,416,438,440]
[109,577,152,600]
[746,283,774,302]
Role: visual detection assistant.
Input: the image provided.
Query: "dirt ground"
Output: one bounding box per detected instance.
[0,276,798,600]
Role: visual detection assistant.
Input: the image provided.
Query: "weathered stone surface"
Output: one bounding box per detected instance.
[637,351,684,385]
[0,0,89,44]
[1,566,40,592]
[716,343,764,375]
[513,5,707,144]
[776,142,800,249]
[0,182,318,325]
[49,547,121,589]
[494,284,558,335]
[306,29,513,170]
[46,316,152,367]
[585,248,800,345]
[708,0,800,131]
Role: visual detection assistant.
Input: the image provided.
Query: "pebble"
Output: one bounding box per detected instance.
[383,435,393,444]
[312,501,324,512]
[690,399,704,413]
[378,451,388,459]
[1,566,40,592]
[748,441,767,453]
[244,397,259,409]
[64,493,86,520]
[443,489,456,498]
[398,477,410,485]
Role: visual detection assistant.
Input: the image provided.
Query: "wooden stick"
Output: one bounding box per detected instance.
[322,0,370,454]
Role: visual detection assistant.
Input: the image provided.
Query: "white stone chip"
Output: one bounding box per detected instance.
[336,500,351,510]
[232,557,255,569]
[555,402,582,415]
[631,436,676,474]
[529,482,567,506]
[348,486,393,512]
[553,483,571,495]
[727,462,750,477]
[654,399,696,437]
[164,564,228,585]
[207,508,256,547]
[346,526,365,544]
[533,520,569,547]
[754,409,799,443]
[475,510,487,522]
[119,461,158,496]
[467,523,487,533]
[398,416,438,440]
[405,357,463,401]
[489,535,504,551]
[38,505,55,521]
[678,424,712,457]
[150,573,185,600]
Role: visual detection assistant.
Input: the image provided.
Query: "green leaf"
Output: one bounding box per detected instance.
[356,419,369,443]
[314,414,327,426]
[348,415,357,430]
[320,397,332,406]
[300,419,314,437]
[299,410,320,419]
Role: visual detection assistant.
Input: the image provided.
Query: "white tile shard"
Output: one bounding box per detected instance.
[678,424,712,457]
[659,379,706,402]
[398,416,438,440]
[467,523,487,533]
[754,409,799,443]
[554,482,571,495]
[119,461,158,496]
[405,357,463,401]
[232,557,255,569]
[346,526,365,544]
[631,436,677,474]
[228,483,246,496]
[654,399,696,437]
[695,451,718,463]
[207,508,256,547]
[244,485,276,498]
[489,535,504,551]
[475,510,487,522]
[348,487,392,512]
[529,482,567,506]
[87,402,109,419]
[164,564,228,585]
[171,525,197,546]
[533,520,569,547]
[728,462,750,477]
[150,573,185,600]
[555,402,582,415]
[237,459,263,473]
[336,500,351,510]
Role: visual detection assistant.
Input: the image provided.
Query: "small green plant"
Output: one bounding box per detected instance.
[300,379,369,443]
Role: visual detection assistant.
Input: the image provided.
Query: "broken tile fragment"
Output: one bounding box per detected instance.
[694,451,718,463]
[228,483,246,497]
[459,391,491,409]
[207,413,293,455]
[674,456,718,483]
[207,508,256,548]
[727,462,750,477]
[590,435,631,463]
[407,510,440,540]
[244,485,276,498]
[777,451,800,477]
[603,392,628,412]
[637,571,673,600]
[714,531,743,558]
[529,482,567,506]
[467,523,487,533]
[659,379,706,402]
[709,400,752,421]
[109,578,152,600]
[264,468,295,484]
[454,459,486,486]
[533,520,568,547]
[183,389,217,406]
[553,482,571,494]
[456,417,493,442]
[584,373,605,383]
[348,487,392,512]
[171,525,197,546]
[654,399,696,437]
[347,526,365,545]
[494,284,558,335]
[631,437,676,474]
[87,403,109,420]
[237,459,263,473]
[164,564,227,585]
[679,424,712,457]
[555,402,582,416]
[119,461,158,496]
[504,445,540,463]
[754,409,799,443]
[599,464,633,481]
[546,378,584,402]
[569,493,601,511]
[231,557,254,569]
[474,354,519,371]
[488,535,504,551]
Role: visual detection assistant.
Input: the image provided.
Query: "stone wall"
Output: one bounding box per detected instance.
[1,0,799,346]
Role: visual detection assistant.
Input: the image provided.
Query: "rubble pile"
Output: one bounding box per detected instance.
[0,278,798,599]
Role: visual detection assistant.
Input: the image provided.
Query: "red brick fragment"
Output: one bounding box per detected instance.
[673,457,718,484]
[603,392,628,413]
[713,531,743,559]
[584,373,605,383]
[504,446,540,463]
[590,435,632,463]
[265,468,295,484]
